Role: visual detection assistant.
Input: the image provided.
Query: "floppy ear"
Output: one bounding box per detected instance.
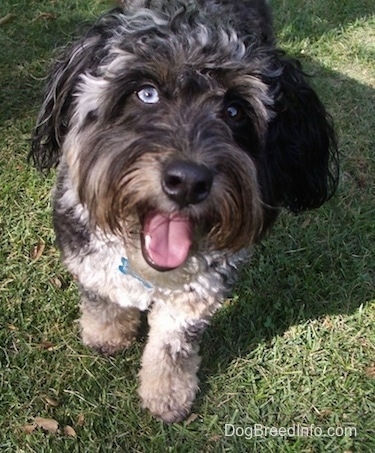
[29,36,98,170]
[264,54,339,212]
[29,13,119,171]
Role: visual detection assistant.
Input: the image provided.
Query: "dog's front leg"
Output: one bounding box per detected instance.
[138,294,214,423]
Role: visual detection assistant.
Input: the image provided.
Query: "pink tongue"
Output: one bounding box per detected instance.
[143,212,193,270]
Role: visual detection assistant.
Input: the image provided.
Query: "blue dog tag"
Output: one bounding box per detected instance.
[119,257,153,290]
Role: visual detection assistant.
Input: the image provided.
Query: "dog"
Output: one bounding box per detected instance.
[30,0,338,423]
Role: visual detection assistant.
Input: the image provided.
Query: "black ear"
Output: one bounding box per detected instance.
[264,54,339,212]
[30,45,84,170]
[29,13,120,171]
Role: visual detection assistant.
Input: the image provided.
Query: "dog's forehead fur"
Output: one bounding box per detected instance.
[114,0,273,51]
[116,3,272,78]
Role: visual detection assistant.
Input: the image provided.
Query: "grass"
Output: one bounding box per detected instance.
[0,0,374,451]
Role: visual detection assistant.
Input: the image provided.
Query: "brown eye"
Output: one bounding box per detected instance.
[225,102,246,122]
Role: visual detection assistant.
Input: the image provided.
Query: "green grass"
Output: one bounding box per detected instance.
[0,0,374,451]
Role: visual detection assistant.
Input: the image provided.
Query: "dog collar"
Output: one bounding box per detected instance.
[118,257,153,290]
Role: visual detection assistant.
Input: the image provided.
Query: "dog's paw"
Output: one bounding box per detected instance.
[139,386,196,423]
[138,370,198,423]
[86,338,135,356]
[81,328,136,356]
[79,306,140,356]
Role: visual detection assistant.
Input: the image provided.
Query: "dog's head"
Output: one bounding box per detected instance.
[30,0,338,271]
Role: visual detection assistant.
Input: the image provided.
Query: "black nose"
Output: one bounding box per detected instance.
[162,160,213,207]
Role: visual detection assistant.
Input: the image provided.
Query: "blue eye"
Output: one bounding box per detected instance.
[136,85,160,104]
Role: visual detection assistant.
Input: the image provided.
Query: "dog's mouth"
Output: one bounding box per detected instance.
[141,211,193,271]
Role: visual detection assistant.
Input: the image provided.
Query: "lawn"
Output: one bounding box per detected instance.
[0,0,374,451]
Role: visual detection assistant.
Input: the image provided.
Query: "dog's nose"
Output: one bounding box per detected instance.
[162,160,213,207]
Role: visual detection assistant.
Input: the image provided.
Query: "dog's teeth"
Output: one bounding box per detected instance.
[144,234,151,247]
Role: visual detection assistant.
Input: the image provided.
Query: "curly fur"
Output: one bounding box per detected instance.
[30,0,338,423]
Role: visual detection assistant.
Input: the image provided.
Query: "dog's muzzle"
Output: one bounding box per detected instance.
[141,160,213,272]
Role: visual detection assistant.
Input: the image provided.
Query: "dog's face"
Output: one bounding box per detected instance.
[68,55,270,271]
[31,1,338,271]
